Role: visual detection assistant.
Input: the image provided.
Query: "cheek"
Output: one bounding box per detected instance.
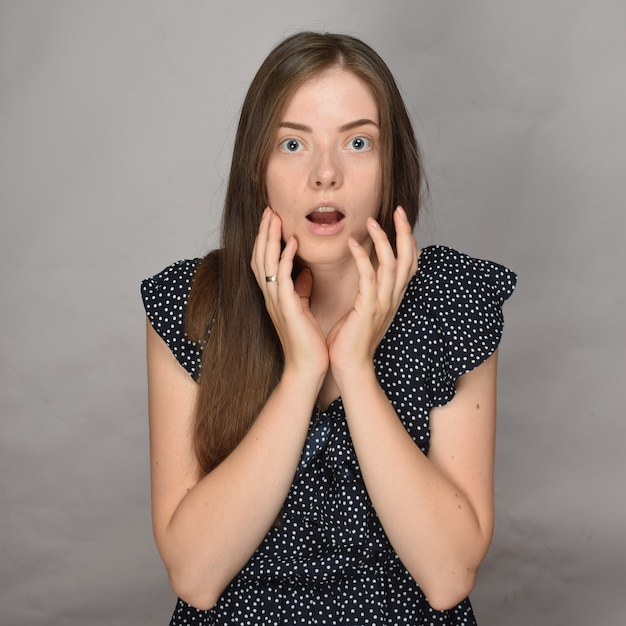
[266,168,299,218]
[363,172,383,217]
[265,170,279,206]
[265,168,293,212]
[357,160,382,203]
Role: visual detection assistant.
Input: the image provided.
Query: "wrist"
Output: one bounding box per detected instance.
[333,361,378,398]
[279,365,326,402]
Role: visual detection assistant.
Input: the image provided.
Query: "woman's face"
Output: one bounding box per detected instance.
[265,68,382,267]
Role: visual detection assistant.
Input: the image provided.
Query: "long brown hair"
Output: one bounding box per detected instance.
[186,31,426,476]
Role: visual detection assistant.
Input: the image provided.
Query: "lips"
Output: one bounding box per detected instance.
[306,206,345,225]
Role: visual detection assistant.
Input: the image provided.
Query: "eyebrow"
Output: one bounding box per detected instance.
[278,118,379,133]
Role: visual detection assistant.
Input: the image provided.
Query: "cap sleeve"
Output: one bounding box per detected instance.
[416,245,517,407]
[141,259,203,380]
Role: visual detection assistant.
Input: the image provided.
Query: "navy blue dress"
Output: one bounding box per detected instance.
[141,245,516,625]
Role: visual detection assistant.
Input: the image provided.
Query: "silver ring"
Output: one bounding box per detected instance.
[265,274,278,283]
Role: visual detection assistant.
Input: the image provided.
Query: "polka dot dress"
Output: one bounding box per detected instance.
[141,245,517,626]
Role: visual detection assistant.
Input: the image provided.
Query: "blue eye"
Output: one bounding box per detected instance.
[348,136,371,151]
[280,139,302,152]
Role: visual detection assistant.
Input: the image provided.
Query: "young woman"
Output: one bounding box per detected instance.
[142,31,516,626]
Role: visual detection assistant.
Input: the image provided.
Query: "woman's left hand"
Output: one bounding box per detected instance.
[327,206,418,384]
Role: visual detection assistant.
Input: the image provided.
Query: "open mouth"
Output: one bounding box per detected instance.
[306,206,345,225]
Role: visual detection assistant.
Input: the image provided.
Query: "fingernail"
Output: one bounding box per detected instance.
[368,217,381,229]
[396,206,408,220]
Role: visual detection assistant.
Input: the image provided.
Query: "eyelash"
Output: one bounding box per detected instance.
[279,136,372,153]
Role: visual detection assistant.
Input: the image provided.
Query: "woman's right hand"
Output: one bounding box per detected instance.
[150,211,331,608]
[251,208,329,381]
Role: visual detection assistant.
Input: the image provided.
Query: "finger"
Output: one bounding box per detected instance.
[367,217,396,303]
[347,236,377,308]
[394,206,416,263]
[264,212,283,281]
[251,207,272,284]
[276,236,297,289]
[393,206,418,299]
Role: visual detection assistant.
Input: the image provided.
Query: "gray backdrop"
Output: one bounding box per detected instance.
[1,1,624,624]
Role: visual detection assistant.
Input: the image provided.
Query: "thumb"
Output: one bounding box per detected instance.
[294,267,313,300]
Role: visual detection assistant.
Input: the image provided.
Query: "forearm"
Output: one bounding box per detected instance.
[157,372,320,609]
[338,367,492,609]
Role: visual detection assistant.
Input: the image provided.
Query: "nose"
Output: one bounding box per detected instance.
[309,148,343,189]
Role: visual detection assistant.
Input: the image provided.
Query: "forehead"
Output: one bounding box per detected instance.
[280,68,379,122]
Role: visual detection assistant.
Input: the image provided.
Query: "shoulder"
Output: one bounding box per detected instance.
[413,245,517,309]
[141,259,202,303]
[141,259,203,380]
[403,245,516,399]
